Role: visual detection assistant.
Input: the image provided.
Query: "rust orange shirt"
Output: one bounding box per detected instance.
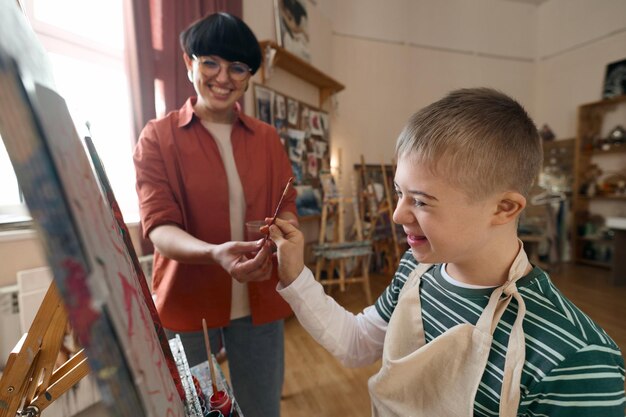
[133,98,296,331]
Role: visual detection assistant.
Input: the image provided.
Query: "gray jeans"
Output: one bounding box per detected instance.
[167,317,284,417]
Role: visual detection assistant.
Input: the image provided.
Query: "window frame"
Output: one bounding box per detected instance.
[0,0,138,228]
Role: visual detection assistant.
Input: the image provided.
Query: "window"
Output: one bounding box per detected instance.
[0,0,138,225]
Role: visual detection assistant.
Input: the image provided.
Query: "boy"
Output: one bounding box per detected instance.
[267,88,626,416]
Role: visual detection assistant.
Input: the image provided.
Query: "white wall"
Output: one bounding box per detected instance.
[535,0,626,138]
[329,0,537,196]
[0,232,46,287]
[0,224,144,288]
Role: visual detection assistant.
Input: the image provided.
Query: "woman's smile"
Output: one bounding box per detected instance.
[207,83,233,99]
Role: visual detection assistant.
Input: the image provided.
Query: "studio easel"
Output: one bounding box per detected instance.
[313,150,373,304]
[0,282,89,417]
[357,156,402,274]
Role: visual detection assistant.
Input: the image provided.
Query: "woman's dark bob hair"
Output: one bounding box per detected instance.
[180,12,262,75]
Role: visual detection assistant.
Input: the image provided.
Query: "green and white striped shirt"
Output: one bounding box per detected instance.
[375,251,626,416]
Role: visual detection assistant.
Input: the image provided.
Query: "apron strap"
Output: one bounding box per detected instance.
[500,290,526,415]
[398,263,432,299]
[475,241,529,334]
[474,240,530,416]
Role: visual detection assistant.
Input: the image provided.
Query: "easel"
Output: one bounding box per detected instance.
[0,282,89,417]
[313,150,373,304]
[357,156,402,274]
[0,3,184,414]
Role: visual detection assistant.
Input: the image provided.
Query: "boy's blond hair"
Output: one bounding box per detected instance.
[395,88,542,201]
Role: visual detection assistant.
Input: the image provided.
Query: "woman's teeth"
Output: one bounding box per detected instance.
[211,86,230,95]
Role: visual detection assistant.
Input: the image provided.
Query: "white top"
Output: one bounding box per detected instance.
[440,264,496,289]
[277,266,386,367]
[202,121,250,320]
[276,264,494,367]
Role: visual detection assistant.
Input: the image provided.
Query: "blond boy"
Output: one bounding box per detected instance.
[269,88,625,416]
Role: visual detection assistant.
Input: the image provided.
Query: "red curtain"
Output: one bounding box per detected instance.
[124,0,243,254]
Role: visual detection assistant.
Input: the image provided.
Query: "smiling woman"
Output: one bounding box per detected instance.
[0,0,138,225]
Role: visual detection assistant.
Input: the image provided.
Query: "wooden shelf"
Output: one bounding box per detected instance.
[259,40,345,107]
[582,146,626,156]
[571,95,626,273]
[575,258,612,269]
[578,195,626,201]
[580,94,626,109]
[578,236,614,243]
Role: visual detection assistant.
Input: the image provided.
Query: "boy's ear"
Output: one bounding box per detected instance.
[492,192,526,225]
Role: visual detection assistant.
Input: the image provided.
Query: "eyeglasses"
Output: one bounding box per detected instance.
[192,55,252,81]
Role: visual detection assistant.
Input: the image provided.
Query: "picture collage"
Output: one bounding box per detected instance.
[253,83,331,216]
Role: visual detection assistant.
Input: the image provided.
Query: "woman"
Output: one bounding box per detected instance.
[133,12,297,417]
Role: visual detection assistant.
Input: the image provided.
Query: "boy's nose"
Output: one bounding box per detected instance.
[392,198,411,225]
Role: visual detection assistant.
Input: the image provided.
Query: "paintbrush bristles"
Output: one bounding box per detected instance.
[261,176,294,244]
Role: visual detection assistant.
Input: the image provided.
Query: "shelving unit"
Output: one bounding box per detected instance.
[571,95,626,269]
[520,138,574,270]
[258,40,345,107]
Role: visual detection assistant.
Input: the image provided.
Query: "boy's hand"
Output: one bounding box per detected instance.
[267,217,305,286]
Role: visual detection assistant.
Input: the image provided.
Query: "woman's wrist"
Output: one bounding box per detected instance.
[203,242,218,264]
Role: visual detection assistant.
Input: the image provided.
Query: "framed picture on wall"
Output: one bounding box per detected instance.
[602,58,626,99]
[254,85,274,124]
[274,0,310,61]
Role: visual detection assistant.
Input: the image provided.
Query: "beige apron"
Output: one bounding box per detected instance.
[368,242,530,417]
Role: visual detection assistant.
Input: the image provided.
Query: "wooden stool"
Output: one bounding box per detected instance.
[313,241,373,304]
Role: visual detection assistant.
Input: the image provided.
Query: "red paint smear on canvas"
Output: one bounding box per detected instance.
[63,258,100,347]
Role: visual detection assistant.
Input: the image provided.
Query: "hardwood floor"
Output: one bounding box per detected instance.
[277,262,626,417]
[548,263,626,354]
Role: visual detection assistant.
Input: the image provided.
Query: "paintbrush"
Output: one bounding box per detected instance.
[261,176,294,244]
[202,318,219,396]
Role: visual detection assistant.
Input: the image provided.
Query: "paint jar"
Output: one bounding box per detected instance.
[209,390,233,417]
[245,220,266,241]
[205,410,223,417]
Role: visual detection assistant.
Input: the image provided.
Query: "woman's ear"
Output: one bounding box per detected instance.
[183,53,194,69]
[492,192,526,225]
[183,53,194,82]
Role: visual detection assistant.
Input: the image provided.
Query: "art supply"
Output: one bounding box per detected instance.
[202,319,234,416]
[209,390,233,416]
[262,176,295,244]
[201,318,219,395]
[169,336,204,416]
[245,219,267,241]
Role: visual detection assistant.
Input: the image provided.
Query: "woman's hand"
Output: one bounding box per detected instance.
[268,217,305,286]
[212,240,273,283]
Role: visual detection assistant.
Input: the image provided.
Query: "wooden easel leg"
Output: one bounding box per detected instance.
[338,259,346,292]
[315,257,324,282]
[362,256,373,305]
[324,260,335,296]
